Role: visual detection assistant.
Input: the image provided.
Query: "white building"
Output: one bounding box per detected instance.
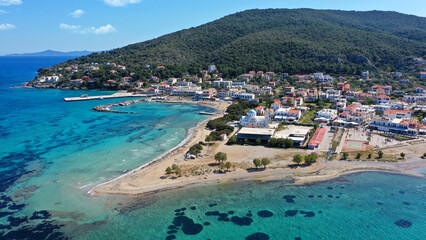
[402,95,426,103]
[375,95,391,104]
[177,81,193,87]
[167,78,178,85]
[314,72,324,80]
[38,76,59,83]
[208,65,217,73]
[240,110,270,128]
[326,90,341,101]
[213,80,232,88]
[274,108,302,122]
[171,86,201,97]
[383,110,411,120]
[362,71,369,78]
[369,118,419,136]
[314,109,337,123]
[270,100,281,111]
[234,92,255,100]
[335,98,347,111]
[318,75,333,83]
[260,86,273,95]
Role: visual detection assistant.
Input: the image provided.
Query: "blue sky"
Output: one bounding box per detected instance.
[0,0,425,55]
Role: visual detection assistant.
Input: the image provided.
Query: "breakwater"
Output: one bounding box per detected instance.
[64,92,156,102]
[92,99,144,114]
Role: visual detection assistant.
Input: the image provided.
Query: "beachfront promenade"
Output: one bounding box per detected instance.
[64,92,157,102]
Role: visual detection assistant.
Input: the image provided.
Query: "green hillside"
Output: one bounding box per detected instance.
[53,9,426,78]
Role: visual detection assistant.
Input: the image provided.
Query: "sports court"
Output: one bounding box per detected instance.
[342,140,368,152]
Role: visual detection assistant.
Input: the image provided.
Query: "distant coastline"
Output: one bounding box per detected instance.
[5,50,93,57]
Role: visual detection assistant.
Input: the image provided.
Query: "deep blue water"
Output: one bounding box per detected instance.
[0,57,425,240]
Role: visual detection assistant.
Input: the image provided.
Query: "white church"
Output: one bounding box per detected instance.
[240,109,270,128]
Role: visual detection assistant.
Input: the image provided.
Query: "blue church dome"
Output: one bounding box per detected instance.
[249,109,256,114]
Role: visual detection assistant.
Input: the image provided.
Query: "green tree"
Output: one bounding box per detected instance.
[165,167,172,175]
[175,167,183,177]
[225,161,232,171]
[206,135,214,142]
[304,153,318,165]
[293,154,303,165]
[219,162,225,171]
[368,153,372,159]
[283,138,294,148]
[255,139,261,145]
[253,158,261,168]
[343,152,349,160]
[423,153,426,158]
[356,153,362,159]
[313,123,319,130]
[378,150,384,159]
[261,158,271,168]
[244,138,249,144]
[228,136,237,144]
[215,152,227,162]
[171,164,178,170]
[363,98,375,105]
[400,152,405,159]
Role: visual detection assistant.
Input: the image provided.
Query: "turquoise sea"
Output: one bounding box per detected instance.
[0,57,425,240]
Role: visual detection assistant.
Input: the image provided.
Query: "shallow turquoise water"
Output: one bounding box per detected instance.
[0,57,214,239]
[0,57,425,240]
[85,172,425,240]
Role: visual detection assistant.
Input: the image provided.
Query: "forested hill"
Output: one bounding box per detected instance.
[55,9,426,77]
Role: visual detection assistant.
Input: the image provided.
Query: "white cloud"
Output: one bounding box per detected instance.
[60,23,116,35]
[60,23,80,31]
[104,0,141,7]
[0,23,15,30]
[0,10,7,14]
[0,0,22,6]
[93,24,116,34]
[70,9,84,18]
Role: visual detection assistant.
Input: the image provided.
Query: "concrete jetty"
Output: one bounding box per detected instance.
[64,92,156,102]
[199,112,215,115]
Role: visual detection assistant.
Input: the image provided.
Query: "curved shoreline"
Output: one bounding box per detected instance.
[90,99,425,198]
[92,163,425,197]
[87,100,227,196]
[92,144,426,197]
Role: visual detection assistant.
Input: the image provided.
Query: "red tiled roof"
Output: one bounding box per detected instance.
[309,128,326,147]
[289,109,300,114]
[384,109,410,115]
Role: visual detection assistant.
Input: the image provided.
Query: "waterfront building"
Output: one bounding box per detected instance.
[369,118,421,136]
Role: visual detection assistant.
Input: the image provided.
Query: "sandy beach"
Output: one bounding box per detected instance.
[90,99,425,197]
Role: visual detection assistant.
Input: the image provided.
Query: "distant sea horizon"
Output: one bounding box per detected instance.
[0,57,424,240]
